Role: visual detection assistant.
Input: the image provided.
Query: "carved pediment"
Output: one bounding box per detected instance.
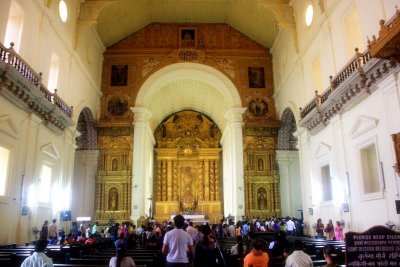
[350,115,379,138]
[0,114,19,138]
[41,143,60,159]
[315,142,331,159]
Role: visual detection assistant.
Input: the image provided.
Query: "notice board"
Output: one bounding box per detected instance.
[345,225,400,266]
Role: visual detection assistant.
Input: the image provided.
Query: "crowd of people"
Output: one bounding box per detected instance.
[21,215,344,267]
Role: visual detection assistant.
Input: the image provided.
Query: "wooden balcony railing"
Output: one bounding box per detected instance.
[300,48,371,119]
[0,42,73,118]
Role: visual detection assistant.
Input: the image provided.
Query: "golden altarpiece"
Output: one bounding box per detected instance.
[153,110,223,222]
[95,23,281,223]
[95,128,133,224]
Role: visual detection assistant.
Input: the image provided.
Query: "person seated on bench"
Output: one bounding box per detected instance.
[21,239,53,267]
[321,244,340,267]
[243,238,269,267]
[285,240,313,267]
[109,245,136,267]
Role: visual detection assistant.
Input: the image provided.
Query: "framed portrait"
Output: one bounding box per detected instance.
[180,28,197,48]
[21,206,29,216]
[342,203,350,212]
[308,208,313,215]
[248,67,265,88]
[110,65,128,86]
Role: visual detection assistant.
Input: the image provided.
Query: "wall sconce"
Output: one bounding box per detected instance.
[134,185,138,189]
[237,186,242,191]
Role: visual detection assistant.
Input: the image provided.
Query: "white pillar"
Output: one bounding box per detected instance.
[130,107,155,223]
[72,150,99,220]
[276,150,301,217]
[297,127,313,235]
[221,108,246,221]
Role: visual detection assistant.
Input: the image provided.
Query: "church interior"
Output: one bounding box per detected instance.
[0,0,400,245]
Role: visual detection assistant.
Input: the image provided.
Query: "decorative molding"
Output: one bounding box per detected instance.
[368,8,400,63]
[0,114,19,138]
[315,142,331,159]
[41,143,60,159]
[350,115,379,139]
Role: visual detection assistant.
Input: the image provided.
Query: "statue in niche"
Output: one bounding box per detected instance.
[257,187,267,210]
[109,188,118,210]
[112,159,118,171]
[258,158,264,171]
[180,167,197,212]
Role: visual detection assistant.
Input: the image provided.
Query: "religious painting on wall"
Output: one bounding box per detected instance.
[111,65,128,86]
[391,132,400,176]
[180,28,197,48]
[248,67,265,88]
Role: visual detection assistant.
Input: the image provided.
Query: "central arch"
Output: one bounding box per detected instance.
[131,62,246,222]
[135,62,243,131]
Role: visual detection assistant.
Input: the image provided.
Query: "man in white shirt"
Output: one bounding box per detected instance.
[285,240,313,267]
[286,217,296,236]
[21,239,53,267]
[185,221,197,242]
[162,215,194,267]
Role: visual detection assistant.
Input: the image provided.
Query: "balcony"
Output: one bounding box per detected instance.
[0,42,73,134]
[300,10,400,135]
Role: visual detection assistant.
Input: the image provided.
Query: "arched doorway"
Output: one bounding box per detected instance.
[72,107,98,223]
[276,108,302,217]
[131,62,246,223]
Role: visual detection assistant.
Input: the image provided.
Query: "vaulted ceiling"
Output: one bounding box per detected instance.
[79,0,293,49]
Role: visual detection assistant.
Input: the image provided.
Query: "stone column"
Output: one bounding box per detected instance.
[276,150,301,217]
[130,107,155,223]
[221,108,246,220]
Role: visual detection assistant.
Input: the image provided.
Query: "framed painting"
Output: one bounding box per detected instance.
[179,28,197,48]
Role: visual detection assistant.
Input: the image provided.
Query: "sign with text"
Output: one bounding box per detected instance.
[345,225,400,266]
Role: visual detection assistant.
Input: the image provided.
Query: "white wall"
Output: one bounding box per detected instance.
[272,0,400,234]
[0,0,103,243]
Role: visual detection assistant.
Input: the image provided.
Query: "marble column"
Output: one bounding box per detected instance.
[130,107,155,223]
[221,108,246,220]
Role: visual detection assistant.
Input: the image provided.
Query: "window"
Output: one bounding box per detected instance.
[59,0,68,23]
[38,165,52,203]
[360,144,380,194]
[321,165,332,201]
[4,0,24,52]
[47,53,59,93]
[0,146,10,196]
[305,4,314,27]
[312,56,323,92]
[344,6,364,58]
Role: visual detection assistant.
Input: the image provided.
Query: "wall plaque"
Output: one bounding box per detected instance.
[345,225,400,266]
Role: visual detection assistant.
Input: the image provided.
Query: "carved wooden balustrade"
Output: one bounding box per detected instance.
[300,48,371,120]
[299,47,397,134]
[0,42,73,133]
[300,10,400,134]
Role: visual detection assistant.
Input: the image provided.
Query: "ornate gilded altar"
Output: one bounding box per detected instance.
[153,110,223,222]
[94,128,133,224]
[243,125,281,218]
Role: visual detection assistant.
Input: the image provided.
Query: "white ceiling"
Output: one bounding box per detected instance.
[81,0,293,49]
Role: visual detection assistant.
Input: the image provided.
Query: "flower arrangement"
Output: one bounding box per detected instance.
[184,209,193,215]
